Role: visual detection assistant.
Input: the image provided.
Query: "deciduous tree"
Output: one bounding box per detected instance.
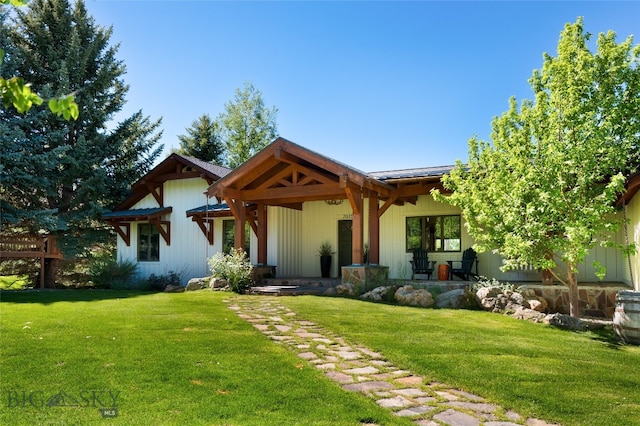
[217,82,278,168]
[434,18,639,316]
[1,0,78,119]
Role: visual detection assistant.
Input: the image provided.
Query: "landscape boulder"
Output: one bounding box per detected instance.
[394,285,434,308]
[186,277,208,291]
[164,284,185,293]
[336,283,357,296]
[209,277,229,290]
[435,288,465,308]
[360,286,392,302]
[544,313,587,331]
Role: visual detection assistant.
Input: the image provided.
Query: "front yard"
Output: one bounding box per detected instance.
[1,290,639,425]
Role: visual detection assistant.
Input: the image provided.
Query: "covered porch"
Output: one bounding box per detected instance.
[203,138,450,288]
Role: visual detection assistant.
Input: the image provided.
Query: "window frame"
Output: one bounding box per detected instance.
[222,220,251,254]
[137,223,160,262]
[405,214,461,253]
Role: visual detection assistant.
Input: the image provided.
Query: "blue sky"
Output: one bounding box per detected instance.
[84,1,640,172]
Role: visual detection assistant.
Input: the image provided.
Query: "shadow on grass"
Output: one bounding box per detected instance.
[586,326,627,349]
[0,288,159,305]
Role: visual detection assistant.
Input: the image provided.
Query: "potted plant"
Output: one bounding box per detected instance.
[318,241,334,278]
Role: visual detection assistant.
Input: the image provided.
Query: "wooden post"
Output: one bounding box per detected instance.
[368,193,380,264]
[257,204,267,264]
[234,207,246,251]
[351,194,364,265]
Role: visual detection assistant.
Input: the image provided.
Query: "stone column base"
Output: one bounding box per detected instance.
[341,265,389,294]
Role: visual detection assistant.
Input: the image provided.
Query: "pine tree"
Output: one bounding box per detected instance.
[176,113,225,164]
[0,0,163,286]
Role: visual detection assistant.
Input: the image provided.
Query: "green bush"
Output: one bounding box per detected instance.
[472,276,518,293]
[89,253,138,289]
[458,286,481,310]
[144,271,182,291]
[208,248,253,294]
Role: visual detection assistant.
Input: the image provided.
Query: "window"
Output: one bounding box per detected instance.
[138,223,160,261]
[406,215,461,252]
[222,220,251,254]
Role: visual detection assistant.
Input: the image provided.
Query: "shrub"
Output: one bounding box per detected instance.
[472,276,518,293]
[89,253,138,289]
[458,287,481,310]
[208,248,253,294]
[143,271,182,291]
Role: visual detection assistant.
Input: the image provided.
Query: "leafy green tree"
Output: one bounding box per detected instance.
[217,82,278,168]
[0,0,163,287]
[434,18,639,317]
[1,0,78,118]
[176,113,225,164]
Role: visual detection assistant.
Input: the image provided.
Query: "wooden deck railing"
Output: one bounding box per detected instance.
[0,235,63,289]
[0,235,63,259]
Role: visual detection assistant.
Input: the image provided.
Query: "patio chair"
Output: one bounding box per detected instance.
[410,249,436,280]
[447,247,478,281]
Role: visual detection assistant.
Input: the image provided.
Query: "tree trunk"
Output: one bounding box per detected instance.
[567,268,580,317]
[44,258,58,288]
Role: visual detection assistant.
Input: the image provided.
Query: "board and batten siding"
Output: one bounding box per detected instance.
[267,206,302,277]
[626,193,640,290]
[115,178,222,284]
[272,193,635,283]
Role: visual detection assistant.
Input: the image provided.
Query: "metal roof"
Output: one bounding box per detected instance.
[185,203,230,215]
[102,207,172,220]
[368,165,456,182]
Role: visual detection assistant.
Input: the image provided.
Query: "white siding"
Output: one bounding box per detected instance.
[116,178,222,285]
[300,200,357,277]
[266,193,635,283]
[626,194,640,290]
[268,207,302,276]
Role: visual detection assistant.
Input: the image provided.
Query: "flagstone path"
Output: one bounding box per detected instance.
[225,296,560,426]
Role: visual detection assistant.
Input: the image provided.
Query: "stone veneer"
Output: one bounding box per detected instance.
[341,265,389,294]
[521,283,630,318]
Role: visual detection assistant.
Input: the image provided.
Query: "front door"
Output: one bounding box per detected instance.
[338,220,352,276]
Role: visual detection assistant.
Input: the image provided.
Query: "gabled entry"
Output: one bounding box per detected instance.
[205,138,396,267]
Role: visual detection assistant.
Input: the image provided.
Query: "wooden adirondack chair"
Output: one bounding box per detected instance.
[447,247,478,280]
[410,249,436,280]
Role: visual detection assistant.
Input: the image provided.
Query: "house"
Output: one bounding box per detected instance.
[104,139,640,297]
[103,153,231,282]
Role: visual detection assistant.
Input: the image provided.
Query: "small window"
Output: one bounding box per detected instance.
[222,220,251,254]
[138,223,160,261]
[406,215,461,252]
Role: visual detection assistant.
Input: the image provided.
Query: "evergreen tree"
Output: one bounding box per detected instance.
[176,113,225,164]
[217,82,278,168]
[0,0,163,286]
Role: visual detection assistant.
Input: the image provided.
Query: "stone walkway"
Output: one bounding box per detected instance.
[225,296,560,426]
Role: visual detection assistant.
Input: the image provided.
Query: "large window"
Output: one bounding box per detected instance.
[138,223,160,261]
[222,220,251,254]
[406,215,461,252]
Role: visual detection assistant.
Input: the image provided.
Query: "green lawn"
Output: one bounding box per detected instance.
[0,291,408,426]
[278,296,640,426]
[2,291,639,426]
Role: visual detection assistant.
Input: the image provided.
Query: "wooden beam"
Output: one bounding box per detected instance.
[238,182,345,202]
[150,220,171,246]
[110,221,131,246]
[145,182,164,206]
[351,195,364,265]
[368,194,380,265]
[257,204,268,265]
[192,217,214,245]
[379,194,398,217]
